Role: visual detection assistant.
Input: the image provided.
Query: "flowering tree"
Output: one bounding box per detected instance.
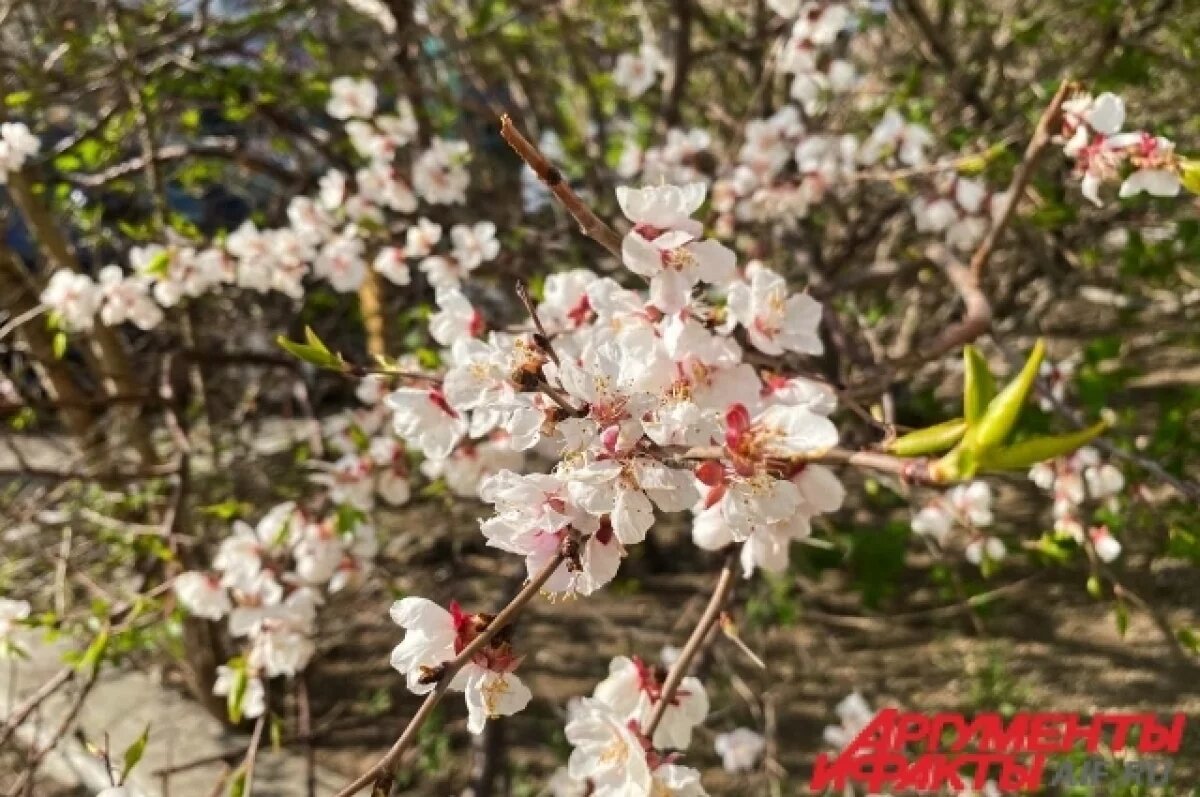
[2,1,1200,795]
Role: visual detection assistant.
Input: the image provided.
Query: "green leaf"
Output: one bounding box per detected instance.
[180,108,201,130]
[52,331,68,360]
[79,628,109,672]
[979,420,1109,471]
[303,325,327,352]
[120,724,151,783]
[276,327,343,370]
[142,249,172,278]
[415,347,441,370]
[227,665,247,724]
[1114,601,1130,638]
[1180,159,1200,195]
[1176,627,1200,654]
[1086,575,1102,599]
[962,346,996,425]
[228,769,247,797]
[886,417,968,457]
[932,440,980,482]
[200,499,251,521]
[5,91,32,108]
[973,339,1046,452]
[269,713,283,752]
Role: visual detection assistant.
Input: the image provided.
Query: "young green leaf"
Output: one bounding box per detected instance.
[276,335,342,370]
[932,440,980,482]
[885,417,968,457]
[979,420,1109,471]
[1114,600,1130,638]
[79,628,109,673]
[228,769,247,797]
[228,665,248,724]
[962,346,996,425]
[270,713,283,752]
[973,338,1046,452]
[120,724,151,783]
[1181,159,1200,195]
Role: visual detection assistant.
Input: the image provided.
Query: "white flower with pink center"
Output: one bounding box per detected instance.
[173,571,231,620]
[592,655,709,751]
[386,387,468,460]
[389,597,531,733]
[726,265,824,357]
[326,76,378,120]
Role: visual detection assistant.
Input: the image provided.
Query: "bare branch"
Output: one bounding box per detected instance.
[499,115,623,258]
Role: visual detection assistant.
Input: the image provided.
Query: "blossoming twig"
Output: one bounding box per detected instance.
[333,551,567,797]
[968,78,1074,282]
[676,444,941,486]
[643,550,737,739]
[498,115,624,257]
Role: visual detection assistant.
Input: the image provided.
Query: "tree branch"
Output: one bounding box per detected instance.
[332,552,567,797]
[643,550,737,739]
[499,115,623,258]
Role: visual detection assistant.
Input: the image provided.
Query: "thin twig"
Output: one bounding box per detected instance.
[5,663,101,796]
[677,445,941,486]
[499,115,623,257]
[643,550,738,740]
[0,667,73,750]
[239,714,267,797]
[299,674,316,797]
[968,78,1073,282]
[515,281,560,368]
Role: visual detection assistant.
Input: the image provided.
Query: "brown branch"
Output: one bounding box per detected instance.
[4,662,101,796]
[0,246,97,442]
[845,80,1073,399]
[0,667,74,750]
[677,445,942,486]
[332,552,567,797]
[967,78,1073,282]
[499,115,623,258]
[643,550,737,740]
[661,0,694,128]
[299,674,316,797]
[237,714,267,797]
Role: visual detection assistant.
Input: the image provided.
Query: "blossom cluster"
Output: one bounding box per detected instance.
[317,371,528,509]
[1059,91,1183,205]
[708,103,934,228]
[173,502,377,719]
[614,42,668,99]
[911,175,1010,253]
[771,0,859,115]
[911,481,1007,568]
[551,654,711,796]
[380,179,848,767]
[383,182,844,602]
[1030,447,1124,563]
[37,77,487,332]
[0,121,38,180]
[40,265,164,332]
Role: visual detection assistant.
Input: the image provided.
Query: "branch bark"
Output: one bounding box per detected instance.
[499,115,623,258]
[643,550,737,739]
